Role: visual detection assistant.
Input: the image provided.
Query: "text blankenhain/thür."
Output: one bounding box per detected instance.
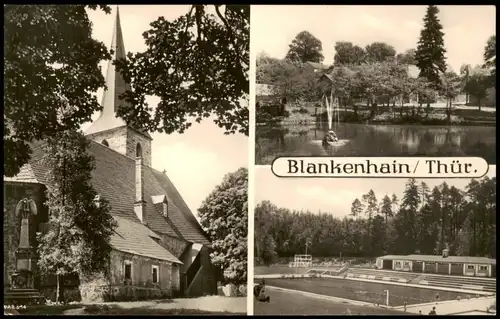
[287,159,412,175]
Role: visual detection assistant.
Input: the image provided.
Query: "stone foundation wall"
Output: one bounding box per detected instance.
[39,285,81,302]
[77,250,175,302]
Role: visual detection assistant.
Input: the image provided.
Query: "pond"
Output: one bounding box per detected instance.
[255,123,496,165]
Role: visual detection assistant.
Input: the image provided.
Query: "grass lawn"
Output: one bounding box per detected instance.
[254,288,409,315]
[264,277,466,307]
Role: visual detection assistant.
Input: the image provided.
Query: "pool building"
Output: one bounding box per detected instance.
[376,250,496,278]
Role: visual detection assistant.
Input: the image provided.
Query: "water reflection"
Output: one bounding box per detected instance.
[255,122,496,165]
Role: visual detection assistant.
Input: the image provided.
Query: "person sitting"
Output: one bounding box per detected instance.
[429,306,437,315]
[254,279,270,303]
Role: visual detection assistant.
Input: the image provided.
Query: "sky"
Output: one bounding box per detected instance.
[81,5,248,217]
[252,5,496,73]
[255,166,496,217]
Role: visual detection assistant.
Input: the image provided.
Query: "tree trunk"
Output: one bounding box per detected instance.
[400,97,404,118]
[447,99,452,123]
[478,99,482,111]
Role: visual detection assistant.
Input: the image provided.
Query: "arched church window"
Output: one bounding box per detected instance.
[102,140,109,147]
[136,143,142,158]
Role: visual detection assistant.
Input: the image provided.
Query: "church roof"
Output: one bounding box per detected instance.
[306,61,329,70]
[110,215,181,263]
[84,7,152,140]
[4,164,38,184]
[13,139,212,256]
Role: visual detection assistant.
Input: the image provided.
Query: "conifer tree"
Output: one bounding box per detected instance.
[415,5,447,90]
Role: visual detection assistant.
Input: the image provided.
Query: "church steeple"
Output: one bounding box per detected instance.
[101,5,129,115]
[85,6,153,167]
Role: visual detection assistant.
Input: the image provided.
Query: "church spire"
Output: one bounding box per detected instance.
[85,6,151,140]
[101,5,130,115]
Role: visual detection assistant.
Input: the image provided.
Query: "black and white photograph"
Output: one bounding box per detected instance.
[254,5,496,165]
[4,5,248,315]
[254,167,496,315]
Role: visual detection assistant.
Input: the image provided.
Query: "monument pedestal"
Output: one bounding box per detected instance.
[4,198,45,305]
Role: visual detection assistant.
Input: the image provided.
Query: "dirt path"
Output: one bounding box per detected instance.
[84,295,247,314]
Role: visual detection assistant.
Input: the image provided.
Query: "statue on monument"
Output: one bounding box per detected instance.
[11,198,38,289]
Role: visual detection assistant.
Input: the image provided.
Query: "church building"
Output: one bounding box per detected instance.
[4,8,218,302]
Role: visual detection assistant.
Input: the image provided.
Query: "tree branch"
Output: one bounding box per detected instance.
[215,5,241,65]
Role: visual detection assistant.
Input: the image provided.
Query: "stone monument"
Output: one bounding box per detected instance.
[4,198,45,305]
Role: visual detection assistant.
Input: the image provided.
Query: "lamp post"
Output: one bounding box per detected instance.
[384,289,389,307]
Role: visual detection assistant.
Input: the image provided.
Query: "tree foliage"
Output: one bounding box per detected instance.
[464,67,491,111]
[439,71,462,117]
[396,49,417,65]
[333,41,366,65]
[255,201,279,266]
[254,177,496,261]
[37,128,117,300]
[483,35,496,86]
[415,5,447,89]
[365,42,396,63]
[257,58,321,103]
[285,30,324,63]
[3,5,112,178]
[114,5,249,136]
[198,167,248,285]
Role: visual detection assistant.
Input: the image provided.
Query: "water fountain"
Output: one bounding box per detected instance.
[310,90,350,148]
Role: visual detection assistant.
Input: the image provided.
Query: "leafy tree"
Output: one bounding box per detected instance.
[114,5,249,136]
[483,35,496,87]
[254,200,279,265]
[464,67,490,111]
[460,64,472,104]
[333,41,366,65]
[4,5,112,178]
[415,5,447,89]
[440,71,462,122]
[285,30,324,63]
[256,55,280,84]
[198,167,248,286]
[37,128,116,302]
[365,42,396,63]
[261,235,278,266]
[396,49,417,65]
[257,59,320,103]
[320,65,357,113]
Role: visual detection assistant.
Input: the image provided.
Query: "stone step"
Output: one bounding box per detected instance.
[4,289,46,305]
[5,292,44,298]
[6,288,39,293]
